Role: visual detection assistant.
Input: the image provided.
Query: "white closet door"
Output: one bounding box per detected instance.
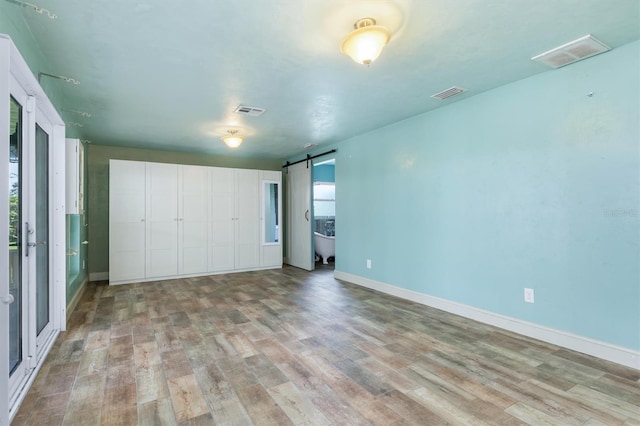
[286,162,314,270]
[109,160,146,282]
[146,163,178,278]
[178,165,208,275]
[209,167,235,271]
[236,169,260,269]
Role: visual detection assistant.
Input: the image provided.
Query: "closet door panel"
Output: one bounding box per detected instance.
[178,165,208,274]
[146,163,178,278]
[209,168,235,271]
[110,223,146,281]
[109,160,146,282]
[235,169,260,269]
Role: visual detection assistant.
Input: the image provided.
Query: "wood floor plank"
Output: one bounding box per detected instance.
[407,386,492,426]
[138,398,177,426]
[506,401,575,426]
[136,364,170,404]
[166,374,210,422]
[235,383,294,426]
[207,397,253,425]
[522,378,629,425]
[568,384,640,419]
[267,381,332,426]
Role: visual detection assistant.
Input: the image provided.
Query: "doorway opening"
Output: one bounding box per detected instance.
[313,159,335,268]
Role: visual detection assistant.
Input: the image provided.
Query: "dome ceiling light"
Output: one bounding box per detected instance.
[341,17,391,66]
[221,129,244,148]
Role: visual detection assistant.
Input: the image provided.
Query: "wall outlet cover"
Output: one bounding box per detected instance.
[524,288,535,303]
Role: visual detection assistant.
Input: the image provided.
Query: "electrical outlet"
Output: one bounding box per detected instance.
[366,259,372,269]
[524,288,535,303]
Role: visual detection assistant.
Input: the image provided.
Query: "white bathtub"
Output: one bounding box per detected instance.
[314,232,335,264]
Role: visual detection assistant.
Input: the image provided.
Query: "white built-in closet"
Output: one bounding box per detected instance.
[109,159,282,285]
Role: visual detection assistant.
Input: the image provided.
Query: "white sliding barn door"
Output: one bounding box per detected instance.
[286,162,313,271]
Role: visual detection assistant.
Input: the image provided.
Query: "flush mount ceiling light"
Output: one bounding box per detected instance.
[221,129,244,148]
[341,17,391,66]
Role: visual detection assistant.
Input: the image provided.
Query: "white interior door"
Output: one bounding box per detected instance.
[286,162,313,271]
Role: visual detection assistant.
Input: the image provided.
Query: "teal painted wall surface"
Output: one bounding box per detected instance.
[314,164,335,183]
[0,6,64,108]
[333,42,639,350]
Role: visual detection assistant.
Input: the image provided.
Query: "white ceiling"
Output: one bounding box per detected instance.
[6,0,640,159]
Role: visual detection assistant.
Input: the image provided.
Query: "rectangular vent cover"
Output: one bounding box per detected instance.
[233,105,266,116]
[531,35,610,69]
[431,86,467,100]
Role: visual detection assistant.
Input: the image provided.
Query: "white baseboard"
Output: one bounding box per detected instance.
[108,265,284,286]
[66,277,88,320]
[89,272,109,281]
[334,270,639,370]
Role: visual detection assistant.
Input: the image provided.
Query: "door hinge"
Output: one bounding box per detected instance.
[26,96,35,113]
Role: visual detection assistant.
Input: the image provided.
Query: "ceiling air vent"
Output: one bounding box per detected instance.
[233,105,266,117]
[431,86,467,101]
[531,35,610,69]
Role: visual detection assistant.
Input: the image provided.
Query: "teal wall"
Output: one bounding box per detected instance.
[330,41,639,350]
[314,164,335,183]
[0,6,64,108]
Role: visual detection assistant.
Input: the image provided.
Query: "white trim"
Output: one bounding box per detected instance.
[334,270,640,370]
[89,272,109,282]
[108,266,283,286]
[65,277,88,320]
[52,123,66,332]
[0,35,11,426]
[8,329,59,422]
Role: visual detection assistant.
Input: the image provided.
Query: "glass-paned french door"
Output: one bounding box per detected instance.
[2,35,65,424]
[7,77,55,405]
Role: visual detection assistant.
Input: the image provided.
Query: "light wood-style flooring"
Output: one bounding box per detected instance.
[12,265,640,425]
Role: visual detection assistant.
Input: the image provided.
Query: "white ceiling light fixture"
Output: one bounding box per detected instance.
[221,129,244,148]
[341,17,391,66]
